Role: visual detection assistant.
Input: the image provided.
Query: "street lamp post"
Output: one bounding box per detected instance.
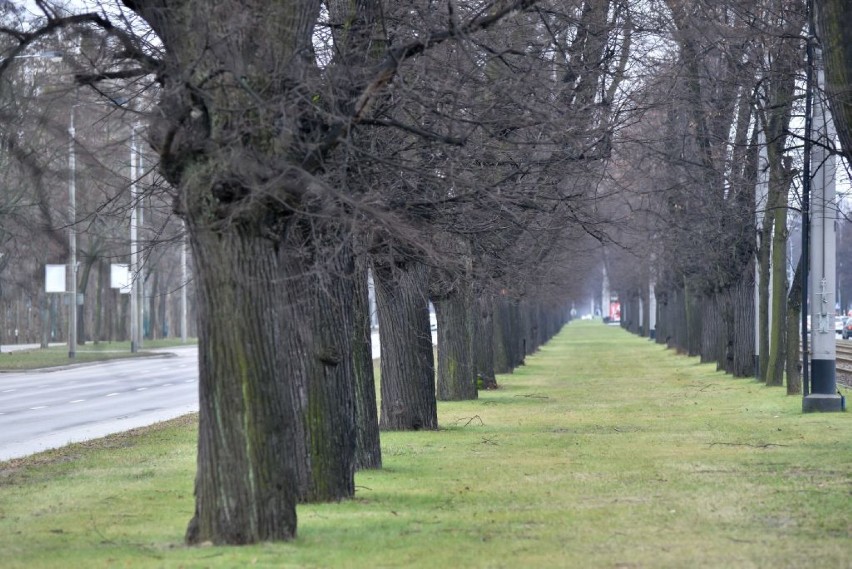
[68,111,77,359]
[130,125,138,353]
[181,221,188,344]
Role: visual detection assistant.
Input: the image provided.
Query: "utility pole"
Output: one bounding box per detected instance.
[68,110,77,359]
[181,221,188,344]
[754,129,770,379]
[804,43,843,412]
[137,148,145,348]
[129,126,138,353]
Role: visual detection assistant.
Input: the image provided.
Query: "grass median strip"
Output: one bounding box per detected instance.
[0,322,849,568]
[0,339,197,371]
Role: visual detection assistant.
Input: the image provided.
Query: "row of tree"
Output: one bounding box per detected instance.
[1,0,624,545]
[605,0,852,396]
[5,0,850,548]
[0,41,194,346]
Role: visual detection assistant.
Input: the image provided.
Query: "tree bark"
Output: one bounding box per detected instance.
[434,284,477,401]
[352,255,381,469]
[473,295,496,387]
[374,260,437,431]
[785,257,803,395]
[185,223,299,545]
[815,0,852,163]
[296,240,358,503]
[765,199,788,387]
[493,296,513,374]
[757,210,772,382]
[732,271,755,378]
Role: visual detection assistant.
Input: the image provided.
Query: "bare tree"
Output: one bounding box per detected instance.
[815,0,852,164]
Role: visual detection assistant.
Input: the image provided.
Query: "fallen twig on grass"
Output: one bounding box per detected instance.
[709,442,790,449]
[455,415,483,427]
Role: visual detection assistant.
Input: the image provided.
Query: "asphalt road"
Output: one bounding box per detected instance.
[0,346,198,461]
[0,329,435,462]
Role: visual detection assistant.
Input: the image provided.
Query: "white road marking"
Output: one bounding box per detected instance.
[105,393,119,397]
[1,389,15,393]
[70,399,85,404]
[136,387,148,392]
[185,379,193,383]
[30,406,48,410]
[162,383,173,387]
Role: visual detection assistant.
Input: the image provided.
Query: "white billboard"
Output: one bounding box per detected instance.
[110,263,131,294]
[45,264,66,293]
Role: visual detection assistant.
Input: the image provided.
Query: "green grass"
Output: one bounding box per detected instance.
[0,323,849,568]
[0,338,197,371]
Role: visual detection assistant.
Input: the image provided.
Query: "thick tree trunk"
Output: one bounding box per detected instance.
[512,301,526,367]
[700,294,717,365]
[684,285,701,357]
[732,272,756,377]
[493,297,512,374]
[374,260,437,431]
[757,219,771,382]
[148,270,160,340]
[185,224,299,545]
[765,204,788,387]
[296,242,357,503]
[720,289,735,374]
[434,285,476,401]
[352,256,381,469]
[785,258,803,395]
[672,289,683,350]
[94,260,105,344]
[76,255,96,345]
[816,0,852,163]
[473,295,496,386]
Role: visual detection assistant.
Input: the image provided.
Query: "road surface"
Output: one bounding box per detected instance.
[0,346,198,461]
[0,329,436,462]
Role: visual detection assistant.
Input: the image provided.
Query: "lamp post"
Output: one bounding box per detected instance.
[130,125,138,353]
[68,109,77,359]
[181,221,188,344]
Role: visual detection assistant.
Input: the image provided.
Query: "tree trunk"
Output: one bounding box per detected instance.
[700,294,717,365]
[757,213,772,381]
[434,284,476,401]
[296,242,357,503]
[94,260,104,344]
[511,301,526,367]
[374,260,437,431]
[76,255,97,345]
[732,271,755,377]
[765,199,788,386]
[473,295,496,387]
[149,270,160,340]
[816,0,852,163]
[493,297,512,374]
[684,285,701,357]
[785,257,803,395]
[352,255,381,469]
[185,223,299,545]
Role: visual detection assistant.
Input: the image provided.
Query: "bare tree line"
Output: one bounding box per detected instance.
[1,0,850,547]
